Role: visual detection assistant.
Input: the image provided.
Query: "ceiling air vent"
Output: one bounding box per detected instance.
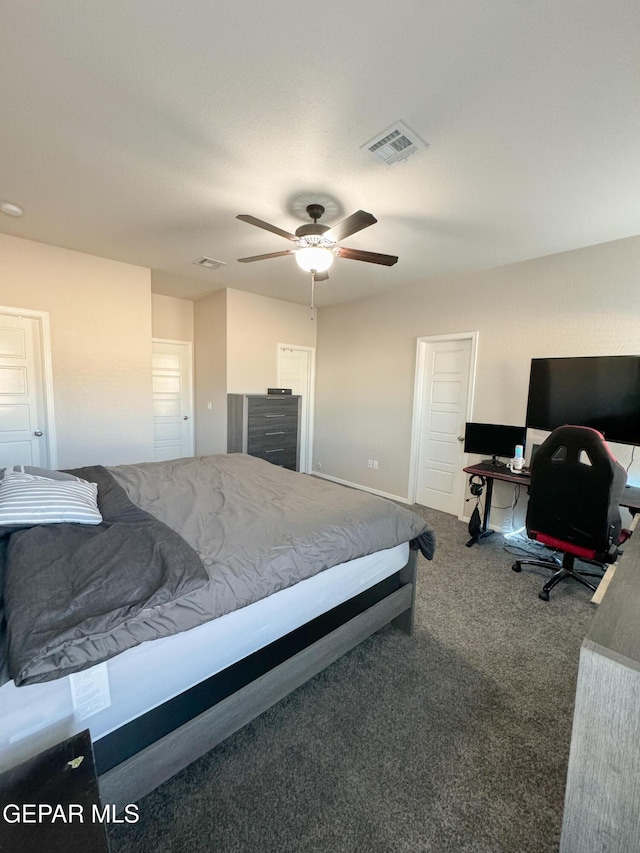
[361,121,428,166]
[193,256,226,270]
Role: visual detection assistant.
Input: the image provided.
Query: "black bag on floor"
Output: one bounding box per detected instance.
[468,504,482,543]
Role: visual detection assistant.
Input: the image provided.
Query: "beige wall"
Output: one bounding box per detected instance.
[315,235,640,501]
[193,288,317,455]
[193,289,227,455]
[151,293,194,341]
[226,289,317,393]
[0,234,154,468]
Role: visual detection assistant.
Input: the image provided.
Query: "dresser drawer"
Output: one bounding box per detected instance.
[247,430,297,453]
[247,414,298,435]
[251,447,298,470]
[247,397,299,418]
[249,418,297,435]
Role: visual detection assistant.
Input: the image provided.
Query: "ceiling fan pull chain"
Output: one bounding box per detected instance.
[310,273,316,321]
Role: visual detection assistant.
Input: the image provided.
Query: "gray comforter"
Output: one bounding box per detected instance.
[1,466,208,686]
[1,454,433,686]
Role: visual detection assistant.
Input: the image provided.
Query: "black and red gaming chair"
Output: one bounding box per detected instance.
[512,425,628,601]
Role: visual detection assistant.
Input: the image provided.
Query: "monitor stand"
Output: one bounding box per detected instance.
[482,456,505,468]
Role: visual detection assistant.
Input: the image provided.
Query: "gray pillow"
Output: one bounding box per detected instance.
[0,470,102,527]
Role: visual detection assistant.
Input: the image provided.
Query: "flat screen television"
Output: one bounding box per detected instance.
[464,422,526,466]
[526,355,640,446]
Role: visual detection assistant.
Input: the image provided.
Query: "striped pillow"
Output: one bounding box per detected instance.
[0,470,102,526]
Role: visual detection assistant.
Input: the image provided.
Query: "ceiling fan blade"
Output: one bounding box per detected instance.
[314,270,330,282]
[236,214,297,241]
[337,246,398,266]
[237,250,295,263]
[325,210,377,242]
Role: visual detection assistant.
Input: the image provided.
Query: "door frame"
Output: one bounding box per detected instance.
[0,304,57,468]
[151,338,194,458]
[277,343,316,474]
[408,331,478,517]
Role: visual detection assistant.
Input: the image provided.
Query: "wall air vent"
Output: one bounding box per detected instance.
[193,256,226,270]
[361,121,428,166]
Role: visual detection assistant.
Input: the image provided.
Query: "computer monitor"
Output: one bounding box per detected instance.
[464,422,526,467]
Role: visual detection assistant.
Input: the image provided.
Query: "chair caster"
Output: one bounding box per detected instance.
[512,562,522,573]
[538,590,550,602]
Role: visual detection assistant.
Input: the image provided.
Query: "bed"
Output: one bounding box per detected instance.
[0,454,434,810]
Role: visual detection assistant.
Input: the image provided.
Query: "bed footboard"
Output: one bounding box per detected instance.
[99,550,418,811]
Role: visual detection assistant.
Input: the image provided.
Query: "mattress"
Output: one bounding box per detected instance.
[0,541,408,771]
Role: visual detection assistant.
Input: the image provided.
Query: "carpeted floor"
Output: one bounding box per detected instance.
[109,507,596,853]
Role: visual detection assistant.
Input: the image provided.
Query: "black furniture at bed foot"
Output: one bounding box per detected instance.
[512,552,605,602]
[0,730,110,853]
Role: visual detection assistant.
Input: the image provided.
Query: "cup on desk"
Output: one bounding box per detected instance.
[508,444,525,474]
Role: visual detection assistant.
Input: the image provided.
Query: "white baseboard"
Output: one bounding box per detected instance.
[311,472,410,504]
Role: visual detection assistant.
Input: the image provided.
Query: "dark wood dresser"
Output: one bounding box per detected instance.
[227,394,301,471]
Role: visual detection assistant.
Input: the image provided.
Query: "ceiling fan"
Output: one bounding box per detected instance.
[236,203,398,282]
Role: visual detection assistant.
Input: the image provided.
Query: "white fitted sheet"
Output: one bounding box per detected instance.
[0,542,408,771]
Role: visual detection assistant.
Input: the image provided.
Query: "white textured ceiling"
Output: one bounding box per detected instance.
[1,1,639,306]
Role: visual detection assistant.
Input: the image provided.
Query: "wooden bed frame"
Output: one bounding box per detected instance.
[97,550,418,811]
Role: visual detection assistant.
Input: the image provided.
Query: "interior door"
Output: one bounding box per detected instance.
[152,340,194,461]
[277,344,314,474]
[0,312,48,467]
[415,337,473,514]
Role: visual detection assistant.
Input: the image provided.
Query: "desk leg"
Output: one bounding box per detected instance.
[466,477,495,547]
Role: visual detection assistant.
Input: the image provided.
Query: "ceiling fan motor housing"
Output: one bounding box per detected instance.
[295,203,331,239]
[295,222,331,238]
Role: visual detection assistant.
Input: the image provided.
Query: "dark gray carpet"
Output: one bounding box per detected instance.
[109,508,595,853]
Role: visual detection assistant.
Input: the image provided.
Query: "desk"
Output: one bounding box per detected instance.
[463,461,640,545]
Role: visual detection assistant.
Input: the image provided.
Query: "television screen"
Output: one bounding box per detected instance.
[464,422,526,460]
[526,355,640,446]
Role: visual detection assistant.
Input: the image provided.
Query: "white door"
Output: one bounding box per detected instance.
[277,344,315,474]
[414,336,475,515]
[152,340,194,461]
[0,312,51,468]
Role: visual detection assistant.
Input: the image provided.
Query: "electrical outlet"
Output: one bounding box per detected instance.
[373,460,379,470]
[367,459,373,469]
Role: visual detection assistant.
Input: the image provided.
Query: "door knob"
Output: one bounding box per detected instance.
[34,430,43,437]
[183,416,189,421]
[457,435,464,442]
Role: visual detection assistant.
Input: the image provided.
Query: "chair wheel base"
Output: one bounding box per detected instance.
[538,590,550,602]
[511,562,522,573]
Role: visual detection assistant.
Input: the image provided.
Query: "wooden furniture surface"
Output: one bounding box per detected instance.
[560,529,640,852]
[0,729,110,853]
[228,394,301,471]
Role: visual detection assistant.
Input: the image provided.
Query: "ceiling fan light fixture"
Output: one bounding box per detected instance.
[295,246,334,273]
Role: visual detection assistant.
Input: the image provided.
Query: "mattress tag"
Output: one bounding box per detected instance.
[69,663,111,720]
